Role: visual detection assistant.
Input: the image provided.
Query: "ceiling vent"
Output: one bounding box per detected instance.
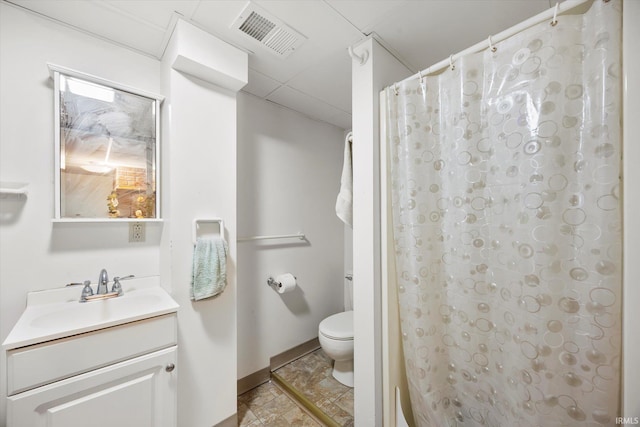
[231,2,306,58]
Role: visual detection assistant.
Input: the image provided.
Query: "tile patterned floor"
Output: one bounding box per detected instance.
[237,381,320,426]
[274,350,353,427]
[237,349,354,427]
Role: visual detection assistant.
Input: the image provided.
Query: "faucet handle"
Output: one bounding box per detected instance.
[111,278,123,296]
[111,275,133,296]
[80,280,94,302]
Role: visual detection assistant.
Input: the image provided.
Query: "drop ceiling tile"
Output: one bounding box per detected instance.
[286,50,351,112]
[9,0,166,57]
[190,0,251,36]
[243,68,282,98]
[326,111,352,131]
[369,0,550,72]
[325,0,409,33]
[103,0,200,29]
[266,85,345,126]
[246,40,329,83]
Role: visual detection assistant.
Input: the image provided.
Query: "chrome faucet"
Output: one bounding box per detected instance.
[97,268,109,294]
[74,271,133,302]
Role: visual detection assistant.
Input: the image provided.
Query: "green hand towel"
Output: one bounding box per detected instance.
[191,236,228,301]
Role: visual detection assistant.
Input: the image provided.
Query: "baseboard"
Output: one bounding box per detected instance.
[270,337,320,371]
[237,337,321,396]
[237,366,271,396]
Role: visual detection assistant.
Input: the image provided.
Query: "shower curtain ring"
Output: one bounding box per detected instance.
[551,2,559,26]
[393,83,399,96]
[488,35,497,53]
[449,54,455,71]
[418,70,424,85]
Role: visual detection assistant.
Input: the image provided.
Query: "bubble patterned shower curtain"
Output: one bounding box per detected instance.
[385,1,622,425]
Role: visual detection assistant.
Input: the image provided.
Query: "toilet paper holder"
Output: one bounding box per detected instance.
[267,277,279,288]
[267,275,296,290]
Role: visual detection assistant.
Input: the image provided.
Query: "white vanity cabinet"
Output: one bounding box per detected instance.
[7,314,178,427]
[2,278,180,427]
[6,314,177,427]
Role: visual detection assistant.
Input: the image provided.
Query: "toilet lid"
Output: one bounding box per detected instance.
[319,311,353,340]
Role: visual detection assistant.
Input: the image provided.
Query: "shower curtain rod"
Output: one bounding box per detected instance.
[392,0,593,87]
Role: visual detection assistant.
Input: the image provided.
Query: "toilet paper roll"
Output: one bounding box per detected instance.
[274,273,296,294]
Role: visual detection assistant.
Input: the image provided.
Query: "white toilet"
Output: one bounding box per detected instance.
[319,310,354,387]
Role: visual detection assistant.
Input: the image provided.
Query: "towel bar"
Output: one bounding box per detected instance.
[237,232,305,242]
[193,218,224,245]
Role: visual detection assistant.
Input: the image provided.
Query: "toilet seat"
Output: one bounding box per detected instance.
[319,311,353,341]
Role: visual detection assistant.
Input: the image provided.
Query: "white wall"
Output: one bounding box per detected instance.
[236,93,345,378]
[622,0,640,419]
[351,38,410,427]
[161,19,246,427]
[0,6,246,427]
[0,4,161,424]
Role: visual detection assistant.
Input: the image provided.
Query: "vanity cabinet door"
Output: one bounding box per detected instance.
[7,346,177,427]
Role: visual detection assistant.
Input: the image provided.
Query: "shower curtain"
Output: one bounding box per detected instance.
[386,1,622,426]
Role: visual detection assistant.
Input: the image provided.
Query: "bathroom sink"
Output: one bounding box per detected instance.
[2,276,178,350]
[30,294,163,329]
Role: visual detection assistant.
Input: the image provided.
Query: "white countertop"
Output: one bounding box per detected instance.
[2,276,179,350]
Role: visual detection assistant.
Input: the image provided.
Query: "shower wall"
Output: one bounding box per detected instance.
[236,93,345,380]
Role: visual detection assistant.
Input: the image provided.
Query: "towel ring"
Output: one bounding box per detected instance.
[193,218,224,245]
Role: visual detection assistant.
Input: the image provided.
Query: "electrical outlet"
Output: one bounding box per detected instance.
[129,222,145,243]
